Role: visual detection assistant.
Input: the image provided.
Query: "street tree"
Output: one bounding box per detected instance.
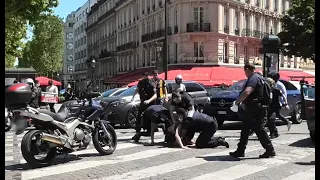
[21,15,64,77]
[5,0,59,67]
[278,0,315,62]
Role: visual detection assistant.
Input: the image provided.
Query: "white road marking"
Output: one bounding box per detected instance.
[21,147,183,180]
[5,156,14,162]
[281,168,315,180]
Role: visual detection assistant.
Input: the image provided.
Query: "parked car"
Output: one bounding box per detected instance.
[203,79,302,128]
[101,87,128,99]
[102,80,211,128]
[302,84,315,143]
[206,87,224,98]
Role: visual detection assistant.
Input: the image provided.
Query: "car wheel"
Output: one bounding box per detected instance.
[217,119,225,129]
[291,103,302,124]
[196,105,204,113]
[310,131,315,143]
[125,107,138,129]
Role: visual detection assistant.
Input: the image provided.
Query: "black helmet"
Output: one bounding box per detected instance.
[267,71,280,82]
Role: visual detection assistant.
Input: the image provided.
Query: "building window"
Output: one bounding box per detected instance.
[193,7,204,29]
[174,43,178,63]
[194,42,204,63]
[174,9,178,26]
[255,0,260,6]
[266,19,269,33]
[274,21,278,34]
[282,0,286,13]
[234,44,238,63]
[224,9,228,28]
[223,42,228,63]
[244,45,248,61]
[234,12,239,35]
[67,65,74,73]
[265,0,269,9]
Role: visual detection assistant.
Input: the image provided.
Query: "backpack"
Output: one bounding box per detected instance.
[259,77,272,106]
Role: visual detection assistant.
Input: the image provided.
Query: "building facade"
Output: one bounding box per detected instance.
[72,0,97,91]
[62,12,76,88]
[86,0,314,90]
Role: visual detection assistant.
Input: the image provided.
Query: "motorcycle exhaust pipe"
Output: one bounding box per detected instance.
[41,133,65,145]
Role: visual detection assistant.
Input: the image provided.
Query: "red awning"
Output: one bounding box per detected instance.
[107,66,315,87]
[278,71,315,82]
[36,76,62,86]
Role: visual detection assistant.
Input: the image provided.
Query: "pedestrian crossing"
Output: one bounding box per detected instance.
[5,125,315,180]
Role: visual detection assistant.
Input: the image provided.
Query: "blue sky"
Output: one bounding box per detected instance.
[53,0,88,20]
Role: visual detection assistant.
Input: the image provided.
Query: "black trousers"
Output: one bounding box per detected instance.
[185,122,220,148]
[238,103,273,151]
[267,105,289,134]
[155,98,164,105]
[49,103,55,113]
[135,102,155,133]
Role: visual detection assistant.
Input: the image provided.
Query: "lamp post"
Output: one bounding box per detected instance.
[163,0,168,80]
[261,29,281,77]
[91,58,96,90]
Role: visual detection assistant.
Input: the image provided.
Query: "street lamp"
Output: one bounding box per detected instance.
[163,0,169,80]
[91,58,96,89]
[261,29,281,77]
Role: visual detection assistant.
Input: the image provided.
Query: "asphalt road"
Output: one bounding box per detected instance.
[5,109,314,180]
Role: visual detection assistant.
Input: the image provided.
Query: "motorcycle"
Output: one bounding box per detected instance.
[7,85,117,168]
[5,108,12,132]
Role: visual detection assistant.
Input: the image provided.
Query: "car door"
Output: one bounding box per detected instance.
[279,80,300,117]
[184,82,209,106]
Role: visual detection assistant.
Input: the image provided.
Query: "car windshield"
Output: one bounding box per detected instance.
[119,86,137,96]
[102,89,118,97]
[227,80,246,91]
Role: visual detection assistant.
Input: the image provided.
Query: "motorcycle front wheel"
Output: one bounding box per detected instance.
[21,130,56,168]
[93,120,117,155]
[5,117,11,132]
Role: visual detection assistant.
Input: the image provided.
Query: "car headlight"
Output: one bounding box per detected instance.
[111,99,127,107]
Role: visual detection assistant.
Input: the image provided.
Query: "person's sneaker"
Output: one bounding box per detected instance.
[259,149,276,158]
[218,137,229,148]
[229,150,245,157]
[287,121,292,131]
[132,133,141,143]
[270,133,279,139]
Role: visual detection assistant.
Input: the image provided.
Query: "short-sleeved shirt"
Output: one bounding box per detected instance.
[171,92,194,110]
[180,112,216,132]
[171,83,186,93]
[241,72,263,105]
[276,81,287,105]
[152,78,167,99]
[137,79,156,102]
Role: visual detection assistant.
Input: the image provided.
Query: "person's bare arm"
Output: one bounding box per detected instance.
[175,124,189,149]
[235,87,254,105]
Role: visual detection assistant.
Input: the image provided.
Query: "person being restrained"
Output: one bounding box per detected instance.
[174,108,229,149]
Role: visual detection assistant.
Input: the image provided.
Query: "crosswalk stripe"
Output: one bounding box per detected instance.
[190,148,314,180]
[190,164,266,180]
[22,147,184,180]
[99,145,262,180]
[5,156,14,162]
[281,168,315,180]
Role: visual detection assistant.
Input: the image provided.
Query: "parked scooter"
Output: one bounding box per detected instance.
[5,83,117,168]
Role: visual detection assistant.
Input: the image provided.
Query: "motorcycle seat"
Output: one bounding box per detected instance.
[38,108,68,122]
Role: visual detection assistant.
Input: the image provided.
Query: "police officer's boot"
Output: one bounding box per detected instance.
[132,133,141,143]
[217,137,229,148]
[269,130,279,139]
[259,147,276,158]
[229,146,245,158]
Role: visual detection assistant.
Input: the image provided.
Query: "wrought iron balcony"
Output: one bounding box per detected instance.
[186,23,211,32]
[174,26,178,34]
[224,26,229,33]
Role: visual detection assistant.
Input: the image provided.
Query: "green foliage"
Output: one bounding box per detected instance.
[278,0,315,62]
[5,0,59,67]
[21,15,65,75]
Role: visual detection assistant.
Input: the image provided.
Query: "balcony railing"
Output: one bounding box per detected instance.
[116,42,139,52]
[186,23,210,32]
[99,50,116,59]
[174,25,178,34]
[141,27,173,43]
[241,29,270,38]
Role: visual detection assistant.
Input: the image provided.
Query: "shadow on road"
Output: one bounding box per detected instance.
[289,138,315,148]
[295,161,315,166]
[197,155,241,162]
[5,155,82,171]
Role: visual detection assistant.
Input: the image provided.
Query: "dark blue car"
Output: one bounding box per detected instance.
[204,79,302,128]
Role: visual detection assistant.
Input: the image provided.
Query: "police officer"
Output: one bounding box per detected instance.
[143,105,172,145]
[152,70,168,105]
[131,72,157,142]
[174,108,229,149]
[230,63,275,158]
[26,78,41,108]
[169,91,195,123]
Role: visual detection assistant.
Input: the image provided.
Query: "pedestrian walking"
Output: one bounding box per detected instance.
[151,70,168,105]
[230,63,275,158]
[265,77,292,138]
[131,72,157,142]
[46,80,58,113]
[174,108,229,149]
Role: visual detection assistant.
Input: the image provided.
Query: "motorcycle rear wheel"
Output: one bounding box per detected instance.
[5,117,11,132]
[21,130,56,168]
[93,120,117,155]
